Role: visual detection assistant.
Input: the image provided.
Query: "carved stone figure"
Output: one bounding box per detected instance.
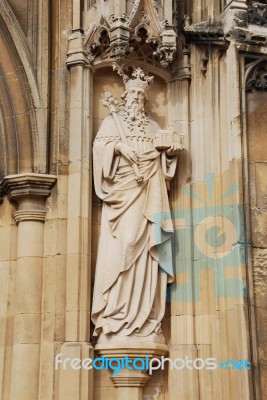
[92,67,180,344]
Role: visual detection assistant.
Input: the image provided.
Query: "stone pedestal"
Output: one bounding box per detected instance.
[95,342,168,400]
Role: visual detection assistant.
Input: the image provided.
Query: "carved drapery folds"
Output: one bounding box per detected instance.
[84,0,177,70]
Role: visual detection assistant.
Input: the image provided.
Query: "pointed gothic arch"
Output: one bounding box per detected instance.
[0,1,47,180]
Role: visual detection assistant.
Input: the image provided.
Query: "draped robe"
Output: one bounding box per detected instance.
[92,112,177,338]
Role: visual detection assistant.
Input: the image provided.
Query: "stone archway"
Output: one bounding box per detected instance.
[0,1,48,179]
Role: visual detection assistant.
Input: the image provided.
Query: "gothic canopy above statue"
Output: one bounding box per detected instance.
[83,0,177,70]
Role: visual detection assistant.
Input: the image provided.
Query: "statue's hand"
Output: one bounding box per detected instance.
[166,143,180,156]
[115,143,139,164]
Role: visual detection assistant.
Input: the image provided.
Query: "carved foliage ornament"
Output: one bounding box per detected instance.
[84,0,177,69]
[248,1,267,26]
[246,61,267,91]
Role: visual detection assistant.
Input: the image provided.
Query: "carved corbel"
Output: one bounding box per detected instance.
[155,23,177,67]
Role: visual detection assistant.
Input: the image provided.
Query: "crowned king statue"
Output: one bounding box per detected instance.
[92,67,180,344]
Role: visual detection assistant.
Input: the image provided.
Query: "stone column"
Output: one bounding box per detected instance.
[166,56,200,400]
[58,26,93,400]
[0,173,56,400]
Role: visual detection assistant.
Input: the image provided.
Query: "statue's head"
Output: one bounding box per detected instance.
[121,67,154,110]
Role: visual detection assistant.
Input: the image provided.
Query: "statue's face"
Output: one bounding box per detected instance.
[125,87,146,108]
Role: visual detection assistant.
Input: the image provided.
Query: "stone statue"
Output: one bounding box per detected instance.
[92,67,180,344]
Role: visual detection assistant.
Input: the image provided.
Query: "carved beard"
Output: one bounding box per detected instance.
[126,99,146,122]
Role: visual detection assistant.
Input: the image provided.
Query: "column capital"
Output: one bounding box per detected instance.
[0,173,57,201]
[0,173,57,222]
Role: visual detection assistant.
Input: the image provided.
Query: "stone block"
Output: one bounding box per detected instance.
[66,217,84,253]
[195,315,213,345]
[94,367,114,387]
[46,175,68,220]
[0,227,11,261]
[247,91,267,162]
[9,224,17,260]
[0,197,12,226]
[1,345,12,398]
[170,315,194,345]
[197,344,216,400]
[250,208,267,248]
[13,314,41,344]
[255,163,267,209]
[42,312,55,343]
[58,342,94,400]
[55,311,65,343]
[168,345,199,399]
[17,221,44,257]
[15,257,43,313]
[260,365,267,398]
[0,345,4,394]
[44,218,67,256]
[43,254,66,317]
[0,261,9,345]
[256,307,267,363]
[39,343,55,400]
[253,248,267,307]
[10,344,40,400]
[94,386,116,400]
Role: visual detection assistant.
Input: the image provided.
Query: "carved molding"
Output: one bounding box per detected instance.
[184,6,267,48]
[13,210,47,223]
[183,16,224,42]
[0,173,57,201]
[0,173,57,223]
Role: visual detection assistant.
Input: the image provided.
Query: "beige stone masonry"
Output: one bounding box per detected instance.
[58,342,94,400]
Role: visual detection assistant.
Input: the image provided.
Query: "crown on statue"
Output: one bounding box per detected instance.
[124,67,154,92]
